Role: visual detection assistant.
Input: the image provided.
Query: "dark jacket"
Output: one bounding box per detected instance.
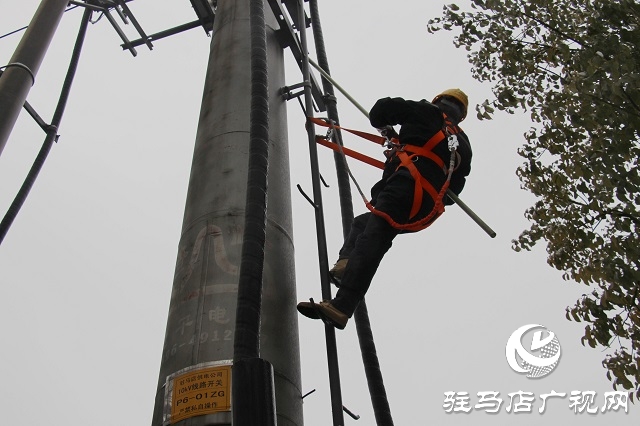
[369,97,472,205]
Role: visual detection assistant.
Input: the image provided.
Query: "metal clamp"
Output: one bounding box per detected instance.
[0,62,36,85]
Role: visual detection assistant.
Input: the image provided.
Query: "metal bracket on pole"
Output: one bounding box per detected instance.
[281,82,308,101]
[267,0,326,111]
[99,5,139,56]
[343,405,361,421]
[126,20,210,48]
[0,69,56,134]
[114,0,153,50]
[296,184,319,209]
[125,0,216,48]
[188,0,216,34]
[69,0,154,56]
[23,101,56,134]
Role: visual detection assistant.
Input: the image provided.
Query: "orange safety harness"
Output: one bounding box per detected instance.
[309,115,461,232]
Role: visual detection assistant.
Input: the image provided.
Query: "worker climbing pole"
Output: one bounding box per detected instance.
[309,63,496,238]
[297,89,474,325]
[276,0,495,425]
[307,0,396,425]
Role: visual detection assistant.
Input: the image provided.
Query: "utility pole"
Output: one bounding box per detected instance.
[151,0,302,425]
[0,0,69,157]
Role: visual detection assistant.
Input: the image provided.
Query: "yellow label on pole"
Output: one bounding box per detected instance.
[170,364,231,423]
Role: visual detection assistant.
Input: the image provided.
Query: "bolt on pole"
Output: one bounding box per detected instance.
[0,0,70,157]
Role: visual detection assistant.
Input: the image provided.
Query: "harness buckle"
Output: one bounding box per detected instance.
[325,128,334,140]
[447,134,459,151]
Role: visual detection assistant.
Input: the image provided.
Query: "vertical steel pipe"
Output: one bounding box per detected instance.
[152,1,301,425]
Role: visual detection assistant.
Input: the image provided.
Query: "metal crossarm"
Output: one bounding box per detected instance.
[189,0,216,33]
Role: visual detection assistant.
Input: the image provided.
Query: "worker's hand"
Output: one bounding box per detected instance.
[383,148,396,159]
[377,125,398,140]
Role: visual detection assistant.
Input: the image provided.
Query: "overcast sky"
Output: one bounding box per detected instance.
[0,1,634,425]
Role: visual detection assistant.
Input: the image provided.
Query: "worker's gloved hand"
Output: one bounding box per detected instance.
[377,125,398,140]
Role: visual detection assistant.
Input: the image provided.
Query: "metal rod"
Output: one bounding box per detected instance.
[101,6,137,56]
[446,191,496,238]
[115,0,154,50]
[310,58,369,118]
[125,20,204,49]
[22,100,52,132]
[343,405,361,420]
[114,4,128,23]
[302,389,316,399]
[297,184,318,209]
[67,1,104,13]
[296,1,345,425]
[309,59,497,238]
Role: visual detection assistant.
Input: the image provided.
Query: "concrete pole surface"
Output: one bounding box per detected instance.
[151,0,302,425]
[0,0,70,157]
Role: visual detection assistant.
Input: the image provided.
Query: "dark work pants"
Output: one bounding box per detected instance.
[331,174,431,317]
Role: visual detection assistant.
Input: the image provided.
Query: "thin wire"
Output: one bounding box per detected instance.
[0,26,28,41]
[0,5,80,41]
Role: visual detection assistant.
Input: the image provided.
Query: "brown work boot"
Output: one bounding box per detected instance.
[329,258,348,284]
[297,299,349,330]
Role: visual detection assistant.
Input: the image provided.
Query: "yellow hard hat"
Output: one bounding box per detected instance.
[432,88,469,119]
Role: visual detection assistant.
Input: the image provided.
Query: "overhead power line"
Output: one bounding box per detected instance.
[0,5,80,41]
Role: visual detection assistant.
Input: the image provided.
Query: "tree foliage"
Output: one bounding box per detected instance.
[428,0,640,397]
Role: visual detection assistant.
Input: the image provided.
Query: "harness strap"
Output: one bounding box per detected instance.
[366,151,454,232]
[395,151,439,218]
[308,116,459,232]
[401,131,447,170]
[391,119,462,219]
[315,136,385,169]
[308,116,388,146]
